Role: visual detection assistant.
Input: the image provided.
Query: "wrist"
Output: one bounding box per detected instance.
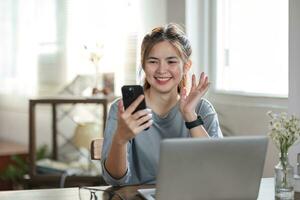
[183,112,198,122]
[113,131,129,145]
[185,115,204,129]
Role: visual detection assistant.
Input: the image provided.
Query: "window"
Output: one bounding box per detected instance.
[215,0,288,97]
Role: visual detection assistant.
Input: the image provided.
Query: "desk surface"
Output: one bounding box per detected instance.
[0,178,299,200]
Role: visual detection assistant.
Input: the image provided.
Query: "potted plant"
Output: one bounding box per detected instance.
[0,144,49,190]
[267,111,300,199]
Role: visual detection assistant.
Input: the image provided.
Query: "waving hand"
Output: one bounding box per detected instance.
[179,72,210,121]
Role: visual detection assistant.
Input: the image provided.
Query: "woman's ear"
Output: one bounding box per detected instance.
[183,60,192,74]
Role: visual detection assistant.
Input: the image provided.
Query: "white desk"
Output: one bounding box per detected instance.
[0,178,297,200]
[257,178,274,199]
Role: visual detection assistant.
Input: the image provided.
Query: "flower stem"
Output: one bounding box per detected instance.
[280,151,288,187]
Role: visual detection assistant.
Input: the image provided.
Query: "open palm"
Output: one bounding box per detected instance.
[179,72,210,120]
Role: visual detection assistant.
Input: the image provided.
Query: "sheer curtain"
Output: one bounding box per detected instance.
[0,0,139,97]
[0,0,40,95]
[65,0,139,95]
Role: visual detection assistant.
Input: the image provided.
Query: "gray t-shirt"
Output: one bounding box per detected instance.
[101,98,223,186]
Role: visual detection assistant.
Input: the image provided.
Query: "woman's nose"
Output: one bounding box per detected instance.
[157,61,167,73]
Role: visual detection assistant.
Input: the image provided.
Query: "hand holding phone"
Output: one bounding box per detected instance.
[121,85,150,130]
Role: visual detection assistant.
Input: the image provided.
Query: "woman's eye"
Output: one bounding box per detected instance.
[168,61,177,64]
[148,60,157,64]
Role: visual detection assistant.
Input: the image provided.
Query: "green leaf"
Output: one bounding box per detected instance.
[36,144,49,160]
[0,144,49,183]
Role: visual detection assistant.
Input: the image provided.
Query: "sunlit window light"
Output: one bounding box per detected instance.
[66,0,139,95]
[215,0,288,97]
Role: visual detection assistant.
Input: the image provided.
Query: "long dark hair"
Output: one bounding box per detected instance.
[140,23,192,93]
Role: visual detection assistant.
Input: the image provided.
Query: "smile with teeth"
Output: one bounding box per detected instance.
[154,76,172,84]
[155,77,172,81]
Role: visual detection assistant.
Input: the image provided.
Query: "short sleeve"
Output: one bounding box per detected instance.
[198,99,223,138]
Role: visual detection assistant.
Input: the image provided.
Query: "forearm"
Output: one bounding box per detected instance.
[105,134,128,179]
[189,125,209,138]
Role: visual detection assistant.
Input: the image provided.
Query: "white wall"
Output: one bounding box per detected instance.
[288,0,300,175]
[0,95,53,147]
[167,0,185,26]
[0,96,29,145]
[139,0,185,33]
[185,0,207,77]
[138,0,167,36]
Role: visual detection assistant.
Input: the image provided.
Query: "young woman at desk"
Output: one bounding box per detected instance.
[101,23,223,186]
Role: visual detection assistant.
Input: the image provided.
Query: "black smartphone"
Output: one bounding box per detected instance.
[121,85,147,113]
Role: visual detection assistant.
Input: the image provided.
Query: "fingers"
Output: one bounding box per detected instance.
[132,108,152,121]
[117,97,152,142]
[119,107,152,134]
[136,119,153,133]
[124,95,145,115]
[118,99,125,115]
[126,111,152,134]
[191,74,196,89]
[180,86,187,100]
[135,112,152,126]
[190,74,196,93]
[197,72,209,91]
[197,72,205,88]
[200,82,210,95]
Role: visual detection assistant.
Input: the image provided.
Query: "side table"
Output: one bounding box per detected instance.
[28,96,112,188]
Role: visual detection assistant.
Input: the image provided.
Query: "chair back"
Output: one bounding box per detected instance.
[91,138,104,160]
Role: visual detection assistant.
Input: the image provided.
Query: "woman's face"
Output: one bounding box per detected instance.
[144,41,186,94]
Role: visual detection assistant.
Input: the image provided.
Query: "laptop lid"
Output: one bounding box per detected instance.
[154,136,268,200]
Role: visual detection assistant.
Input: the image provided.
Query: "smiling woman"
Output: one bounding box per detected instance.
[101,23,222,186]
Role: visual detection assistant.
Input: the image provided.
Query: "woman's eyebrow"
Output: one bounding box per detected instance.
[147,57,159,60]
[166,56,179,60]
[147,56,178,60]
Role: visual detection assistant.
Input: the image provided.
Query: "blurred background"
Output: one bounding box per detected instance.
[0,0,299,190]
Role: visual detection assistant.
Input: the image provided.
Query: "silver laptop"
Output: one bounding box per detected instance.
[138,136,268,200]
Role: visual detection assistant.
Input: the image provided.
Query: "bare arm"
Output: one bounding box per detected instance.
[104,133,128,179]
[189,124,209,138]
[104,96,152,179]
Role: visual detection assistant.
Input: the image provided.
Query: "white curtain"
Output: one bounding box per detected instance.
[0,0,139,96]
[65,0,139,95]
[0,0,40,95]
